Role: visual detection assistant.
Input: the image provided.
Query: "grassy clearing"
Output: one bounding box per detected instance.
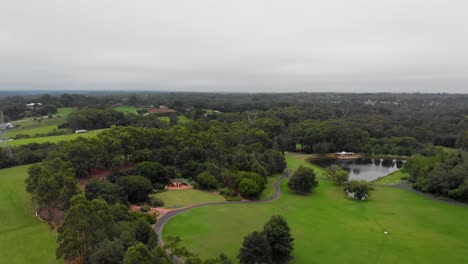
[163,153,468,263]
[56,107,75,117]
[9,130,102,147]
[8,119,68,140]
[373,170,408,185]
[7,125,66,139]
[0,165,59,264]
[113,106,138,115]
[152,189,225,209]
[177,115,191,124]
[157,115,190,124]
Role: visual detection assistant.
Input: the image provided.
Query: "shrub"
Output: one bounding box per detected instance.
[140,205,151,213]
[219,187,237,197]
[239,178,261,199]
[148,197,164,207]
[345,180,374,200]
[153,183,166,190]
[196,171,219,190]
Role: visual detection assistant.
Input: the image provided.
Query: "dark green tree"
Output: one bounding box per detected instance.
[117,176,153,203]
[238,231,272,264]
[123,243,155,264]
[239,178,261,199]
[263,215,294,263]
[288,166,318,194]
[135,161,170,185]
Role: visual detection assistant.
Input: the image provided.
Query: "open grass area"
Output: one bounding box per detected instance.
[9,130,102,147]
[373,170,408,185]
[177,115,191,124]
[163,153,468,263]
[0,165,59,264]
[157,115,190,124]
[112,106,138,115]
[56,107,75,116]
[7,125,67,139]
[152,189,225,209]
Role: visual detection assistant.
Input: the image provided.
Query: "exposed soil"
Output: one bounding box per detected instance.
[36,207,65,229]
[165,184,193,190]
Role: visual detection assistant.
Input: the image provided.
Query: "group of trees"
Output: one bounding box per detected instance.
[404,148,468,201]
[56,194,164,264]
[21,112,289,262]
[238,215,294,264]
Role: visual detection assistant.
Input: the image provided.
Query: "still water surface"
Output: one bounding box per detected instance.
[311,158,405,181]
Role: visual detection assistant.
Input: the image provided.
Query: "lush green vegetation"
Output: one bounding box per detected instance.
[9,131,101,147]
[373,170,408,185]
[57,107,75,116]
[404,149,468,201]
[163,153,468,263]
[1,92,467,263]
[113,106,139,115]
[152,189,225,208]
[0,165,59,264]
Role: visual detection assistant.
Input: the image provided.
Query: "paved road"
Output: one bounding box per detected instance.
[154,169,292,246]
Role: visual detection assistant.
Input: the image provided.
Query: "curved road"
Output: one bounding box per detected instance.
[154,169,292,246]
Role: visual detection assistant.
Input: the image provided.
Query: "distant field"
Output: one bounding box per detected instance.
[177,115,190,124]
[158,115,190,124]
[9,116,68,139]
[373,170,408,185]
[9,130,102,147]
[152,189,225,209]
[113,106,138,115]
[56,107,75,117]
[0,165,59,264]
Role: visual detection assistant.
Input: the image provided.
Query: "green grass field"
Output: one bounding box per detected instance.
[112,106,139,115]
[157,115,190,124]
[152,189,225,209]
[163,153,468,263]
[56,107,75,117]
[9,130,102,147]
[0,165,59,264]
[373,170,408,185]
[7,107,76,139]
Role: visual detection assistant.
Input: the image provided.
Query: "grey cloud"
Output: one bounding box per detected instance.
[0,0,467,93]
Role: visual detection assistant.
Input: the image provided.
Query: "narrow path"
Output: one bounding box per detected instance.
[154,169,292,246]
[374,180,468,207]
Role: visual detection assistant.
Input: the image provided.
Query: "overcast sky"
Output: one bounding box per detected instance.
[1,0,467,93]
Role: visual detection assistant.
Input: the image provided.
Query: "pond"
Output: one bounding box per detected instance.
[311,158,405,181]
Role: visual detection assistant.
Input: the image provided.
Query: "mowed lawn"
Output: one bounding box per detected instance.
[373,170,409,185]
[152,189,225,209]
[163,153,468,263]
[9,130,103,147]
[0,165,59,264]
[112,106,139,115]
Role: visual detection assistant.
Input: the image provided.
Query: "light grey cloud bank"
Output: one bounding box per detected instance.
[1,0,467,93]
